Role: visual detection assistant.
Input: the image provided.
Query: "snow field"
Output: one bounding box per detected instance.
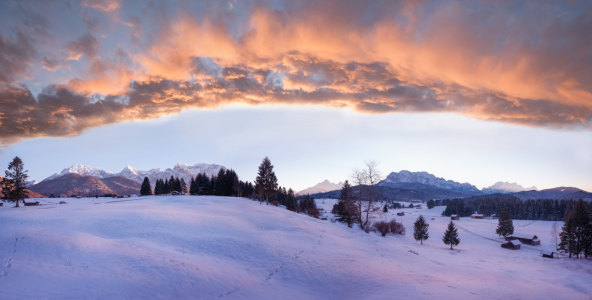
[0,196,590,299]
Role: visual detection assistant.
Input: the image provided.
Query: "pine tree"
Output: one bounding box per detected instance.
[164,179,170,194]
[427,199,435,209]
[383,204,388,213]
[1,157,29,207]
[180,178,187,194]
[571,199,591,258]
[255,157,278,205]
[496,207,514,237]
[140,177,152,195]
[413,215,429,244]
[559,214,576,258]
[334,180,357,228]
[442,221,460,249]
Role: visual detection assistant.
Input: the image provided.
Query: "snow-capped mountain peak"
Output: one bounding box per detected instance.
[482,181,537,194]
[379,170,480,192]
[40,163,227,188]
[297,180,344,195]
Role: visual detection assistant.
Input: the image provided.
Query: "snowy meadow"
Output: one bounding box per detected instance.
[0,196,591,299]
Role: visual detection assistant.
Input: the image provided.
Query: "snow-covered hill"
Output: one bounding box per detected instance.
[41,163,226,187]
[0,196,590,299]
[380,170,481,192]
[483,181,537,193]
[297,180,343,195]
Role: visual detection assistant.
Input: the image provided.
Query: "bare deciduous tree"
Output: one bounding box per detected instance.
[351,160,383,231]
[550,221,559,258]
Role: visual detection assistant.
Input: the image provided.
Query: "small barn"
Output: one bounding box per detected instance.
[23,199,39,206]
[397,212,405,216]
[505,235,540,246]
[451,215,459,220]
[320,215,328,220]
[171,191,180,196]
[471,214,485,219]
[541,250,555,258]
[501,240,521,250]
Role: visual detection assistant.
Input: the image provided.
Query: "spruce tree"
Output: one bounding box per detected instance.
[413,215,429,244]
[334,180,357,227]
[1,157,29,207]
[496,207,514,237]
[255,157,278,205]
[140,177,152,195]
[383,204,388,213]
[164,179,170,194]
[442,221,460,249]
[559,214,576,258]
[572,199,591,258]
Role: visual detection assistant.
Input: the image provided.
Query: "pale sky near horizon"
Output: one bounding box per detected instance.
[1,1,592,192]
[2,105,591,192]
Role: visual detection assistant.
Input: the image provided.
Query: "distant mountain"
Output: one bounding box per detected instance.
[379,170,481,193]
[41,163,226,188]
[483,181,537,193]
[30,174,120,197]
[297,180,343,196]
[512,187,592,200]
[311,183,483,202]
[101,176,142,196]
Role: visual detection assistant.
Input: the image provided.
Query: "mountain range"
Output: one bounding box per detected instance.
[307,170,591,201]
[28,163,226,197]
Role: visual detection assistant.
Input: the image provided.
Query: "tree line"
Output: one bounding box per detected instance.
[140,168,255,197]
[441,194,592,221]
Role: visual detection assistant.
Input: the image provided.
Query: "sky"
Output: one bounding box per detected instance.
[0,0,591,191]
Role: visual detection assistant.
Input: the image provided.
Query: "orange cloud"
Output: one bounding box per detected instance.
[1,0,591,147]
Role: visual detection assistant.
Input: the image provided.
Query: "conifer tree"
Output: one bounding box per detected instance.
[571,199,591,258]
[1,157,29,207]
[255,156,278,205]
[180,178,187,194]
[427,199,435,209]
[559,214,576,258]
[333,180,357,227]
[413,215,429,244]
[286,188,297,211]
[496,207,514,237]
[442,221,460,249]
[164,178,170,194]
[383,204,388,213]
[140,177,152,195]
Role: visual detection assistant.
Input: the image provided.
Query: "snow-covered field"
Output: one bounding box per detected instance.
[0,196,591,299]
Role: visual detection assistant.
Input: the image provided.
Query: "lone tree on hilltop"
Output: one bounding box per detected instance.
[442,221,460,249]
[496,207,514,238]
[140,177,152,196]
[413,215,429,244]
[1,157,29,208]
[255,156,278,205]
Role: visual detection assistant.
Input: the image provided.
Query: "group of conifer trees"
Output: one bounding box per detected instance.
[152,176,187,195]
[139,168,255,197]
[188,169,253,197]
[558,199,592,258]
[441,195,591,221]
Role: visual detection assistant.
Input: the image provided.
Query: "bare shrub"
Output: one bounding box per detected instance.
[389,219,406,235]
[307,208,320,218]
[373,221,390,236]
[296,207,303,213]
[271,201,279,207]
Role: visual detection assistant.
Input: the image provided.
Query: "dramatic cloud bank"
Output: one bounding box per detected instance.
[1,0,591,146]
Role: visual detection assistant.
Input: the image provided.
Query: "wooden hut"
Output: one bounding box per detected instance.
[397,212,405,216]
[501,240,521,250]
[505,235,540,246]
[23,199,39,206]
[471,214,485,219]
[171,191,180,196]
[450,215,459,220]
[541,250,555,258]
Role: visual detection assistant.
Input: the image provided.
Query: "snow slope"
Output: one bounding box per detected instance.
[0,196,590,299]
